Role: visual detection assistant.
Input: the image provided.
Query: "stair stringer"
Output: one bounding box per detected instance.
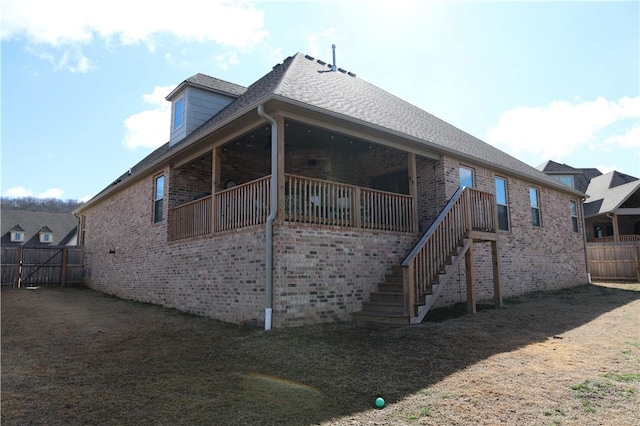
[409,237,471,324]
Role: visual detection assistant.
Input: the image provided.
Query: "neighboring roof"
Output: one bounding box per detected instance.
[9,224,25,232]
[80,52,583,211]
[575,168,602,193]
[1,210,77,247]
[166,73,247,101]
[584,172,640,217]
[586,171,639,196]
[536,160,580,174]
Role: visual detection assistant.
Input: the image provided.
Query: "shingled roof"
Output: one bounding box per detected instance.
[166,73,247,101]
[1,210,77,247]
[83,52,581,208]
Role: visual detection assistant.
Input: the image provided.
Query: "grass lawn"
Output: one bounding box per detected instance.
[2,282,639,425]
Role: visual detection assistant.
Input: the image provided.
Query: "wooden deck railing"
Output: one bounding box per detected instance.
[171,174,416,240]
[402,187,496,317]
[587,235,640,244]
[170,196,212,240]
[284,174,415,233]
[214,176,271,232]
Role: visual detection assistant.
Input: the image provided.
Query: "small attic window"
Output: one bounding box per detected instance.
[39,230,54,244]
[173,97,185,130]
[11,232,23,242]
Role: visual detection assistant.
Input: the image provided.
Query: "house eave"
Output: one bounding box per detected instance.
[77,93,584,213]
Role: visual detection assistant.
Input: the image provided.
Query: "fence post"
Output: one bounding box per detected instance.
[634,245,640,283]
[60,247,68,286]
[15,246,23,288]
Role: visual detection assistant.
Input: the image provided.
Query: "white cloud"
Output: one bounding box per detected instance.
[486,96,640,162]
[34,45,93,73]
[2,0,268,66]
[4,186,33,197]
[214,52,239,71]
[3,186,66,199]
[123,85,174,150]
[38,188,65,199]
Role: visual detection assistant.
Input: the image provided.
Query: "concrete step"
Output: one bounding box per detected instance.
[352,311,410,326]
[369,291,403,303]
[361,300,404,314]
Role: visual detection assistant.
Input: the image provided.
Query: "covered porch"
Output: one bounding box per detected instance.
[168,117,423,241]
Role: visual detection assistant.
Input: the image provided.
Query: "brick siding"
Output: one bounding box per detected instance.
[80,153,587,327]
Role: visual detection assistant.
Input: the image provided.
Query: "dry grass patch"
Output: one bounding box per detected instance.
[2,282,639,425]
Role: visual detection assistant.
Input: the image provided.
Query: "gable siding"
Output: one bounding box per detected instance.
[170,87,236,146]
[185,89,234,137]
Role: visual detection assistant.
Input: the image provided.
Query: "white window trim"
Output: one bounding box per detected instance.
[11,232,23,242]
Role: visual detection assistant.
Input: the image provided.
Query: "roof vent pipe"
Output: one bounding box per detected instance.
[331,44,337,71]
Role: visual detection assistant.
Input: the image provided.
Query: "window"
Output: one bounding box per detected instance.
[570,200,579,232]
[552,175,574,189]
[459,166,474,188]
[173,98,184,130]
[41,233,51,243]
[529,187,541,227]
[154,175,165,223]
[11,232,23,242]
[495,177,509,231]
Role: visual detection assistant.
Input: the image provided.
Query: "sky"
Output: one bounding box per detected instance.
[1,0,639,202]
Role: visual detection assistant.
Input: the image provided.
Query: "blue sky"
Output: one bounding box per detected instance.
[2,0,638,202]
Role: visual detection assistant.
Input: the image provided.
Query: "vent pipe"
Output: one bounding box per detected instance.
[331,44,337,71]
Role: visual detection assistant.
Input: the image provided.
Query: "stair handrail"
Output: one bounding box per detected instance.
[402,186,467,267]
[401,186,474,318]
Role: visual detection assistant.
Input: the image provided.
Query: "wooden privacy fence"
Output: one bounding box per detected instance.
[587,243,640,282]
[1,246,84,287]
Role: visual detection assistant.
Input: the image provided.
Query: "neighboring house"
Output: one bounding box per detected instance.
[76,52,587,328]
[1,210,78,247]
[538,160,640,243]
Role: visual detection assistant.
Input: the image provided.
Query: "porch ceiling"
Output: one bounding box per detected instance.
[224,119,374,155]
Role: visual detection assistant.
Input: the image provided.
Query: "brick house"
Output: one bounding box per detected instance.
[538,160,640,243]
[75,52,588,328]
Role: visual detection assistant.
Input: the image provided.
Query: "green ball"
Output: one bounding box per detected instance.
[375,397,385,408]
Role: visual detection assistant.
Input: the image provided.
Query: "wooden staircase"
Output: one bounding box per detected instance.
[353,239,471,325]
[353,187,500,325]
[353,265,408,325]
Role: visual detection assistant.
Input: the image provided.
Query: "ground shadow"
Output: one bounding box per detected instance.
[1,283,639,425]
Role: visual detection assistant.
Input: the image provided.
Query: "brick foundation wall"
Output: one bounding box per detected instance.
[82,167,267,325]
[271,222,418,327]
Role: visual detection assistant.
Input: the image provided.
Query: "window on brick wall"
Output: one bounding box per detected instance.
[570,200,579,232]
[495,176,510,231]
[154,175,165,223]
[459,166,474,188]
[529,187,541,227]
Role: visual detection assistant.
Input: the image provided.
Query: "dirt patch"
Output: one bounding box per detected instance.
[2,283,639,425]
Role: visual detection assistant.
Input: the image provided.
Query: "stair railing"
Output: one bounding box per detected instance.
[401,187,496,317]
